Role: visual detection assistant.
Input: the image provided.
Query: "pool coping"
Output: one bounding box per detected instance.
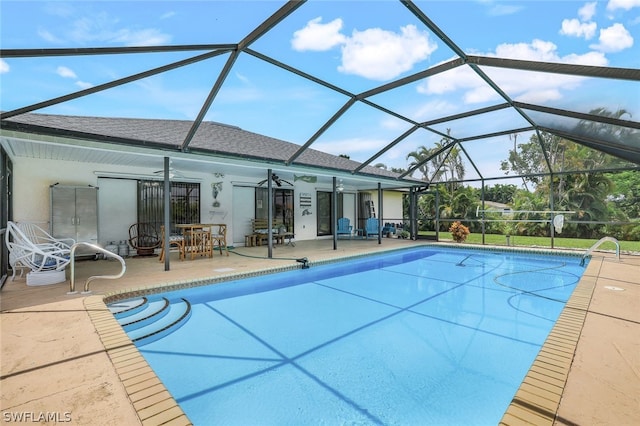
[87,244,595,425]
[500,253,599,425]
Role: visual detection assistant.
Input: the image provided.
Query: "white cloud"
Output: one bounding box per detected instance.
[590,23,634,52]
[56,66,77,79]
[160,11,176,20]
[292,17,346,51]
[40,12,172,46]
[314,137,389,156]
[579,2,598,21]
[560,18,597,39]
[75,81,93,89]
[338,25,437,81]
[111,28,172,47]
[487,4,524,16]
[38,28,63,43]
[292,18,436,81]
[0,59,9,74]
[419,39,609,105]
[607,0,640,11]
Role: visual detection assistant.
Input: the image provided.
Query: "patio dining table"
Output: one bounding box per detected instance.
[175,223,217,260]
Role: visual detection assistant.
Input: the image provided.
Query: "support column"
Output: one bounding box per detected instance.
[267,169,273,258]
[377,183,382,244]
[163,156,170,271]
[332,177,338,250]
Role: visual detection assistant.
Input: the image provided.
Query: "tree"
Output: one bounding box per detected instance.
[607,170,640,219]
[406,145,433,181]
[484,184,518,205]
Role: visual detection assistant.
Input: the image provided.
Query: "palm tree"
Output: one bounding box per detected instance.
[406,146,433,181]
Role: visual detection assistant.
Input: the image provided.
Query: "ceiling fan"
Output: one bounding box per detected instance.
[153,160,184,179]
[257,173,293,187]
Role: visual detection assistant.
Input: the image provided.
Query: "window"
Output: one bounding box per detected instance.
[137,181,200,233]
[316,192,344,236]
[255,188,294,232]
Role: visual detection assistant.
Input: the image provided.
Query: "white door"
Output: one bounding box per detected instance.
[232,186,255,245]
[98,178,137,246]
[343,192,356,226]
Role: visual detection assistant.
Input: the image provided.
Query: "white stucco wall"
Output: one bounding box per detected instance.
[382,191,404,224]
[12,157,100,226]
[10,156,405,246]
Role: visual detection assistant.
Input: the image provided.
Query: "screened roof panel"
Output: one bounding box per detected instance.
[42,53,231,120]
[1,51,215,116]
[204,53,350,145]
[415,1,582,58]
[1,0,638,183]
[525,109,640,164]
[427,107,532,140]
[308,101,412,165]
[479,65,640,116]
[543,138,638,174]
[248,0,458,94]
[376,127,446,177]
[367,65,497,123]
[460,131,540,181]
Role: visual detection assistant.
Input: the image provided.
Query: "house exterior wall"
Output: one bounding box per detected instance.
[382,191,404,225]
[10,156,405,247]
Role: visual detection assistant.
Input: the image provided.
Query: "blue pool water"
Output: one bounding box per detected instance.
[125,246,586,425]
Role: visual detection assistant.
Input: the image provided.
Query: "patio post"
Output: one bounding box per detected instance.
[267,169,273,258]
[332,177,337,250]
[377,182,382,244]
[163,156,170,271]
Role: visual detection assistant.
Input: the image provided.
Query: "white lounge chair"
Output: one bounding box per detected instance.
[5,221,74,285]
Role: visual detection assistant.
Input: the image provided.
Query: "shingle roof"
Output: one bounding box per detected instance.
[3,112,410,181]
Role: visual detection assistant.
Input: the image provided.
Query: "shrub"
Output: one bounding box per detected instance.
[449,221,470,243]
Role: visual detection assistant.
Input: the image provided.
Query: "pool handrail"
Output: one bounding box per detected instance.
[68,242,127,294]
[581,236,620,266]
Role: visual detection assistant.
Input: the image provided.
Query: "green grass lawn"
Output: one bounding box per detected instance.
[419,231,640,253]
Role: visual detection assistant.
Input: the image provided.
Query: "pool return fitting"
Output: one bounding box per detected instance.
[296,257,309,269]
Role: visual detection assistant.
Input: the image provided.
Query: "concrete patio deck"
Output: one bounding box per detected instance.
[1,239,638,425]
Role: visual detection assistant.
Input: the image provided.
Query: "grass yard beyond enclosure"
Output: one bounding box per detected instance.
[423,232,640,252]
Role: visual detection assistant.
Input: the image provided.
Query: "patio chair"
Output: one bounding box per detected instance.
[128,223,161,256]
[210,224,229,256]
[365,217,380,239]
[337,217,353,239]
[158,225,185,262]
[16,221,76,249]
[5,221,72,284]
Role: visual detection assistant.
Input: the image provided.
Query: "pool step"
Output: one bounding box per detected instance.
[118,298,171,331]
[108,297,148,317]
[107,297,192,346]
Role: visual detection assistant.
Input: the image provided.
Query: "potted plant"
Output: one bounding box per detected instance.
[399,230,410,239]
[449,221,470,243]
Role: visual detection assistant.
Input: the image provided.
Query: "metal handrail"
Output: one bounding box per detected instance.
[68,242,126,294]
[581,236,620,266]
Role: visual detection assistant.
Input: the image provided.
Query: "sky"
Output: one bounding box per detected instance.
[1,0,639,182]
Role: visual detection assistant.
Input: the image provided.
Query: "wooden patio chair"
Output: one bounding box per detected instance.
[211,224,229,256]
[158,225,185,262]
[128,223,161,256]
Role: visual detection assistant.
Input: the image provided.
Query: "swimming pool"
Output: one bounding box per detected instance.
[111,246,586,425]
